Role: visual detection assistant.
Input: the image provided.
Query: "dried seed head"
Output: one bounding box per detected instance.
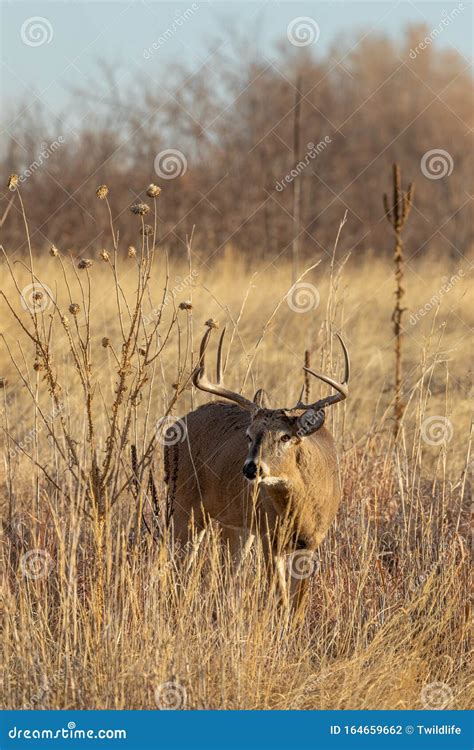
[49,245,59,257]
[127,245,136,257]
[130,202,150,216]
[61,315,70,328]
[8,174,19,191]
[146,184,161,198]
[96,185,109,200]
[139,347,146,356]
[32,291,44,303]
[69,303,80,315]
[179,301,192,311]
[141,224,154,236]
[0,378,6,389]
[78,259,93,270]
[100,249,110,261]
[101,337,110,348]
[33,360,44,371]
[205,318,219,329]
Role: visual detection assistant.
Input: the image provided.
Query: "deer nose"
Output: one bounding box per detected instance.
[243,460,258,480]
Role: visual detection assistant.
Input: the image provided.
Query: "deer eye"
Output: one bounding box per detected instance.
[280,434,291,443]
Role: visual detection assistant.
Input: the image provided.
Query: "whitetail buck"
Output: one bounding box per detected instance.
[164,326,349,612]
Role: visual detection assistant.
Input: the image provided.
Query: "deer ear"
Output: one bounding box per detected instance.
[253,388,271,408]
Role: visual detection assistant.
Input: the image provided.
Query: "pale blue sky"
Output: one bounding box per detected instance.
[1,0,472,127]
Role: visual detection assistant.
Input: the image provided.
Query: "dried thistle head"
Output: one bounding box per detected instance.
[96,185,109,200]
[33,360,44,372]
[146,184,161,198]
[7,174,19,191]
[100,249,110,262]
[130,202,150,216]
[141,224,154,237]
[101,337,110,348]
[78,259,93,270]
[205,318,219,329]
[127,246,136,258]
[69,303,80,316]
[32,291,44,304]
[49,245,59,257]
[179,301,192,311]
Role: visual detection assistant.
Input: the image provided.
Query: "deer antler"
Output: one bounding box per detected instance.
[294,334,350,433]
[192,327,256,411]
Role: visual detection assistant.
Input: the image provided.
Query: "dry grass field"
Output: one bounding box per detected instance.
[0,190,472,710]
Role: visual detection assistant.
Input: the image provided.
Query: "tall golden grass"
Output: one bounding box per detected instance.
[1,187,471,709]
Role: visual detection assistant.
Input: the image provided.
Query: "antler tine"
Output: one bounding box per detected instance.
[192,326,256,411]
[216,326,225,383]
[299,334,350,411]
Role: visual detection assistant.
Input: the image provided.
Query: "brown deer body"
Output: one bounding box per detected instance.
[164,328,349,611]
